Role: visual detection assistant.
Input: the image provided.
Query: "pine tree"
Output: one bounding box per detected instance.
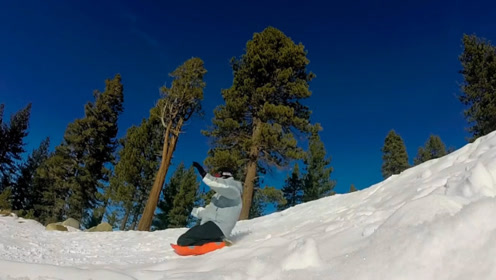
[413,134,448,165]
[33,152,63,224]
[109,117,162,230]
[278,163,303,211]
[381,130,410,179]
[0,187,12,210]
[164,163,199,228]
[152,163,184,230]
[138,58,207,231]
[248,188,264,219]
[105,210,119,228]
[0,103,11,188]
[302,124,335,202]
[36,74,124,223]
[0,103,31,191]
[83,75,125,227]
[152,191,175,230]
[349,184,357,193]
[458,34,496,141]
[11,137,50,212]
[203,26,315,220]
[0,104,3,138]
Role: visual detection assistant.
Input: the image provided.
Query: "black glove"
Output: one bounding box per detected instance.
[193,161,206,178]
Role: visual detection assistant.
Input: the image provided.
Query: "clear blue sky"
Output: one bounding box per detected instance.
[1,0,495,195]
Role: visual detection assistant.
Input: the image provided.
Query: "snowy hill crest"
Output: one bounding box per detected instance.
[1,131,496,280]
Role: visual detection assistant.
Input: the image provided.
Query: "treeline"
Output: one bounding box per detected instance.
[1,29,495,231]
[0,27,335,230]
[380,34,496,179]
[380,132,455,179]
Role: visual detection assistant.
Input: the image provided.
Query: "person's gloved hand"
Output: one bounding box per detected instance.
[193,161,206,178]
[191,207,204,218]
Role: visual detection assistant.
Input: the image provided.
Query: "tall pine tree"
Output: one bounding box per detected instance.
[413,134,448,165]
[381,130,410,179]
[302,124,335,202]
[458,34,496,141]
[0,188,11,211]
[153,162,199,229]
[11,137,50,214]
[109,116,162,230]
[203,26,315,219]
[35,74,124,224]
[0,103,31,192]
[152,183,177,230]
[138,58,207,231]
[34,149,67,223]
[278,163,303,211]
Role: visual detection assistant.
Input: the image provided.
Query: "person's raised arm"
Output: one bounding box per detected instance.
[202,173,241,199]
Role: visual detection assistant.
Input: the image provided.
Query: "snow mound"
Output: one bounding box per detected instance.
[281,238,323,271]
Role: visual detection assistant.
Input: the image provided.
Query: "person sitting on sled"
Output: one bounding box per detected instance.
[176,161,243,246]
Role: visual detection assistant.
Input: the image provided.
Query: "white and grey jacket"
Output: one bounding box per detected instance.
[191,173,243,237]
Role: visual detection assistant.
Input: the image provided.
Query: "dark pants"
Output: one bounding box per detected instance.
[177,221,224,246]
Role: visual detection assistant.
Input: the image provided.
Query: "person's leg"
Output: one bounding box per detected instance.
[176,221,224,246]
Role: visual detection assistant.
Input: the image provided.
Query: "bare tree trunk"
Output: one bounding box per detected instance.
[137,119,183,231]
[239,120,262,220]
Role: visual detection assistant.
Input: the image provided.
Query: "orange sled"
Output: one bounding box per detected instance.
[170,241,226,256]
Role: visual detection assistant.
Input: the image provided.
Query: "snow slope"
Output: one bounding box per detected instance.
[2,131,496,280]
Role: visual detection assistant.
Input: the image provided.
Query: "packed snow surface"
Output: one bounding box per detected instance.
[2,131,496,279]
